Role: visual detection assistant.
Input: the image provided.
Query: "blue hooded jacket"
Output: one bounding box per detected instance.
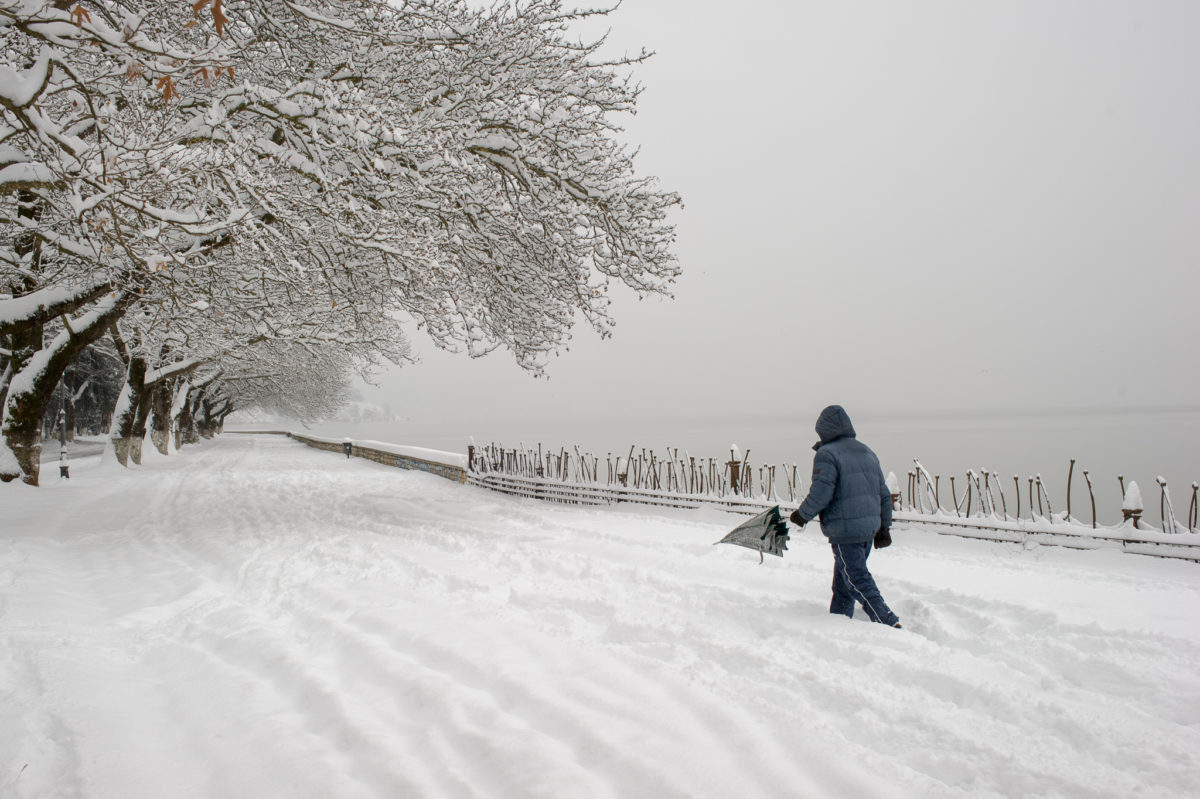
[796,405,892,543]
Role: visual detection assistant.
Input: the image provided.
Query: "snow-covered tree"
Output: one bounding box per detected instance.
[205,341,357,425]
[1,0,679,484]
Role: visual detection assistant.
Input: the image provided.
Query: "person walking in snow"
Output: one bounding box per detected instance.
[789,405,901,628]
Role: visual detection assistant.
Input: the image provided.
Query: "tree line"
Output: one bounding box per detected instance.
[1,0,679,485]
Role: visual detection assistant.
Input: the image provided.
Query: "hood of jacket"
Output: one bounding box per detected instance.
[813,405,856,450]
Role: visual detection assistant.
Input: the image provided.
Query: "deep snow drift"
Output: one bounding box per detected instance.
[2,435,1199,798]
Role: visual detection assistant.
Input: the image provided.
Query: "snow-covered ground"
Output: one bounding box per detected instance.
[3,435,1199,798]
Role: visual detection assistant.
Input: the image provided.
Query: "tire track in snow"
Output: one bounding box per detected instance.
[281,586,839,799]
[131,442,885,797]
[5,434,1199,798]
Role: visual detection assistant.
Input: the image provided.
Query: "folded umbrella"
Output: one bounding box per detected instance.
[714,505,790,563]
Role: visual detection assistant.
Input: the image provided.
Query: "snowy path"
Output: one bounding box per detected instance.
[3,435,1199,798]
[36,436,106,463]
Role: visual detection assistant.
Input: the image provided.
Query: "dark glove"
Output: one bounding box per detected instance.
[873,526,892,549]
[789,509,808,527]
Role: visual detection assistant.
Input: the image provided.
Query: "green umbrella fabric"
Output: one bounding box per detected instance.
[714,505,790,563]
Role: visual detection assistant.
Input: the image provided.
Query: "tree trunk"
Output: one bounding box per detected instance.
[0,320,41,482]
[2,294,129,485]
[63,365,77,443]
[174,386,193,450]
[109,355,146,467]
[185,389,204,443]
[176,384,208,447]
[129,374,155,465]
[1,190,43,483]
[149,377,174,456]
[0,359,12,432]
[198,397,230,439]
[198,399,215,438]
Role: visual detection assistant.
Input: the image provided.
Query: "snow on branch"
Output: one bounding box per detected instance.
[2,0,679,482]
[0,48,54,110]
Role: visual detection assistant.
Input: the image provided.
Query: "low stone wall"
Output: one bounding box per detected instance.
[287,432,467,483]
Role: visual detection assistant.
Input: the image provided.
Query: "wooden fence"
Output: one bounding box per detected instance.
[468,441,1200,562]
[274,432,1200,562]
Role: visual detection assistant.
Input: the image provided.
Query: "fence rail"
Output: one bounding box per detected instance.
[466,467,1200,562]
[468,440,1200,562]
[466,472,775,515]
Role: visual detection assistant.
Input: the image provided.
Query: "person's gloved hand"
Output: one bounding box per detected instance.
[789,509,808,527]
[873,526,892,549]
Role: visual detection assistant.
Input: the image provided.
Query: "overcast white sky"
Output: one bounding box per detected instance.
[362,0,1200,436]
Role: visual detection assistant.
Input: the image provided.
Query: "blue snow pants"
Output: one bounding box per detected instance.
[829,541,899,625]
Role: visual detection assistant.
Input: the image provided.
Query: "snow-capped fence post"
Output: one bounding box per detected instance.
[1066,459,1075,521]
[913,461,938,515]
[726,448,741,494]
[1157,477,1182,534]
[1083,469,1097,529]
[1190,483,1198,533]
[1036,475,1053,522]
[1122,481,1143,529]
[739,449,751,498]
[968,470,987,517]
[886,471,901,511]
[990,471,1002,516]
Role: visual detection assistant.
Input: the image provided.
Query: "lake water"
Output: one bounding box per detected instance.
[277,406,1200,525]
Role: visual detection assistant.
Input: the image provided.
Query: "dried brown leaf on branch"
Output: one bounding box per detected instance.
[211,0,229,36]
[191,0,229,36]
[70,5,91,27]
[155,75,179,103]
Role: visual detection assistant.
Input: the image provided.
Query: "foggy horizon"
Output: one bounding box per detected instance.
[343,1,1199,477]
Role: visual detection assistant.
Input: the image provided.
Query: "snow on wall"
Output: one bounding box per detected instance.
[286,433,467,477]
